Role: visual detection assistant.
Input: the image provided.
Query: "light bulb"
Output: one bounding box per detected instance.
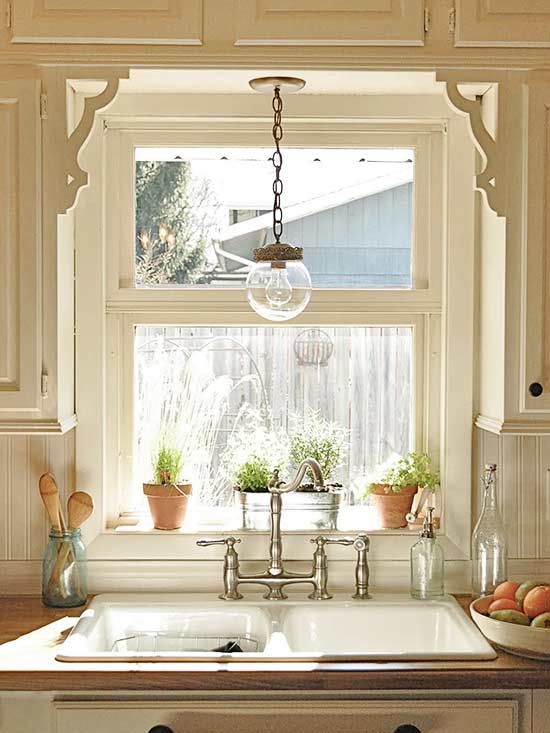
[246,259,312,322]
[265,265,292,307]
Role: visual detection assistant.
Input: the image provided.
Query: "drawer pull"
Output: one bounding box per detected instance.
[393,726,421,733]
[529,382,544,397]
[147,727,174,733]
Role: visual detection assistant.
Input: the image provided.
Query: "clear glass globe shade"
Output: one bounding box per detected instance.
[246,260,312,321]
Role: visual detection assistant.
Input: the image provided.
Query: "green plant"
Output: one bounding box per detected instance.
[365,451,439,496]
[234,456,273,492]
[153,445,183,485]
[221,411,289,492]
[289,410,348,484]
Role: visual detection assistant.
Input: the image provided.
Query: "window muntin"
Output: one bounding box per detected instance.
[132,325,413,520]
[134,147,414,290]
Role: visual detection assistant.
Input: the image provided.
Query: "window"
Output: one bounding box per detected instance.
[98,113,443,531]
[133,325,413,514]
[75,85,475,563]
[134,147,414,289]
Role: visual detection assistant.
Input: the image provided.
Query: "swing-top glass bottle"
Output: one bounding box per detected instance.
[471,463,508,597]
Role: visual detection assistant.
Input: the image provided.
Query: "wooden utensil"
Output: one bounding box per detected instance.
[67,491,94,529]
[38,472,66,531]
[47,491,94,597]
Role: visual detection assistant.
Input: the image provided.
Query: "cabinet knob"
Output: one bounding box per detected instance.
[529,382,544,397]
[393,726,421,733]
[147,727,174,733]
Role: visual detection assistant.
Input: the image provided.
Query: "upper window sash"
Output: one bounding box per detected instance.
[103,122,444,316]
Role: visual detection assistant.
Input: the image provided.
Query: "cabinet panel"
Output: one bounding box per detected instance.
[0,80,42,423]
[55,699,517,733]
[10,0,203,45]
[456,1,550,47]
[234,0,425,46]
[523,83,550,413]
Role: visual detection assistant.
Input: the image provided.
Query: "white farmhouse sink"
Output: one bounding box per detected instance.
[56,593,496,663]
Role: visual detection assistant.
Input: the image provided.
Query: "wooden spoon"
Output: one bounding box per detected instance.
[38,473,66,531]
[67,491,94,529]
[47,491,94,598]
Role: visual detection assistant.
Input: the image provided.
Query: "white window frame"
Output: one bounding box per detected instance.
[74,92,475,570]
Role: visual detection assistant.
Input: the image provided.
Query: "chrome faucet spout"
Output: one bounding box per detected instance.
[270,457,324,494]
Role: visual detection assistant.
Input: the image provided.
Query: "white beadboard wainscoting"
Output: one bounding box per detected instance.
[0,428,549,593]
[473,429,550,560]
[0,432,74,563]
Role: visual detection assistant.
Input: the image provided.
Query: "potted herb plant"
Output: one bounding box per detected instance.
[143,444,192,530]
[364,451,439,529]
[223,420,289,531]
[286,410,348,529]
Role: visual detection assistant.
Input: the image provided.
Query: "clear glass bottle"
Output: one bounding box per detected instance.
[471,463,507,597]
[410,507,445,600]
[42,528,87,607]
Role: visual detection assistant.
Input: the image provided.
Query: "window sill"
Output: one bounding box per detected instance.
[112,505,421,535]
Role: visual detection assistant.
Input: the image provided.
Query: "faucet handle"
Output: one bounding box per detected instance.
[196,537,243,601]
[310,535,355,548]
[197,536,241,548]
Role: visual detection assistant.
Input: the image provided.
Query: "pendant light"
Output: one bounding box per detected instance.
[246,76,312,322]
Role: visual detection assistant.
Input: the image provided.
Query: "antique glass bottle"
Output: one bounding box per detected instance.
[42,528,87,607]
[471,463,507,597]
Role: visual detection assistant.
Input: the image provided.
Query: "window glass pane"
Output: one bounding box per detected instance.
[134,148,414,289]
[133,326,413,521]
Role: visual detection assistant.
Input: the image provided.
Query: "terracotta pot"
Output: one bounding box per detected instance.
[369,484,418,529]
[143,483,192,530]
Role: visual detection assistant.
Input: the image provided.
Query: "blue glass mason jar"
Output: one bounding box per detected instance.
[42,528,87,607]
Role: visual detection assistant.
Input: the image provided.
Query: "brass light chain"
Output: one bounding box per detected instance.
[271,86,284,244]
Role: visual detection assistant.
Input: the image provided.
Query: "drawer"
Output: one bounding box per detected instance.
[54,698,518,733]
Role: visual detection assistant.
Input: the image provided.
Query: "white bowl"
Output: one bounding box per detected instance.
[470,596,550,660]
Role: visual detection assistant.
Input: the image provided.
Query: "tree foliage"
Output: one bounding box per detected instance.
[135,160,219,285]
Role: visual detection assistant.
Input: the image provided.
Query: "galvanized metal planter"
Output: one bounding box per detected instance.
[234,488,343,531]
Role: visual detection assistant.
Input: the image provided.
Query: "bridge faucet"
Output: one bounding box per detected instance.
[198,458,369,601]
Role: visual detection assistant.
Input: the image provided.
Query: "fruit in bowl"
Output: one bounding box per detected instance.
[474,580,550,629]
[470,580,550,659]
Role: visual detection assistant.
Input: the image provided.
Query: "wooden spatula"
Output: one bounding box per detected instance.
[38,473,66,531]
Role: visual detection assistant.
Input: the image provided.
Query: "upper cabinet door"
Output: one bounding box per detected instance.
[234,0,425,46]
[10,1,203,45]
[522,81,550,414]
[455,0,550,47]
[0,79,42,428]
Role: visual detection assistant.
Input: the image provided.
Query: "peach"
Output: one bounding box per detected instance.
[488,598,520,613]
[523,585,550,618]
[493,580,521,601]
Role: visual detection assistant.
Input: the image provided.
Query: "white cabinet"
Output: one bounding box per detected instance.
[0,79,42,431]
[0,74,76,435]
[520,80,550,416]
[9,0,203,45]
[455,1,550,47]
[234,0,425,46]
[54,698,518,733]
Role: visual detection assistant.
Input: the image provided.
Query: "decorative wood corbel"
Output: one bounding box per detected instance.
[443,81,504,217]
[61,77,121,213]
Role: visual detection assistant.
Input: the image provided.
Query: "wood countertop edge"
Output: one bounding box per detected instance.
[1,595,550,691]
[0,667,549,692]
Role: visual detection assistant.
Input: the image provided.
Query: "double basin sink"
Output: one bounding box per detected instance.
[56,593,496,662]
